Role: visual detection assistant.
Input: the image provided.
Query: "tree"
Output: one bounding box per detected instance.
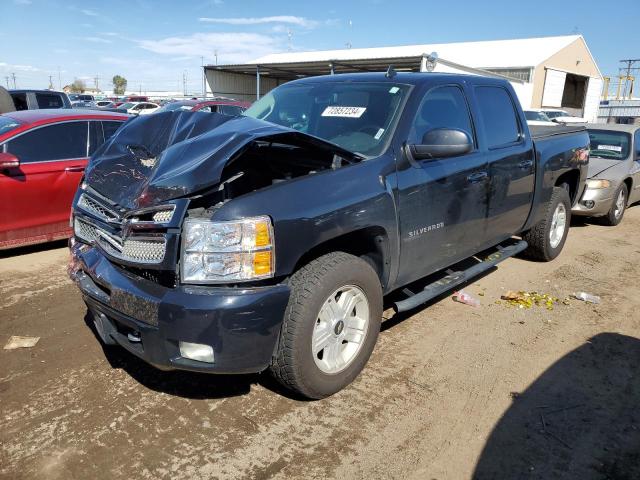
[112,75,127,95]
[69,79,86,93]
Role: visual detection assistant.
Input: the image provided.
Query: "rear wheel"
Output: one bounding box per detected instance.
[602,183,628,226]
[269,252,382,399]
[523,186,571,261]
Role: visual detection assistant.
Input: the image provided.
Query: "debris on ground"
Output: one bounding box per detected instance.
[572,292,601,304]
[498,291,566,310]
[452,290,480,307]
[3,336,40,350]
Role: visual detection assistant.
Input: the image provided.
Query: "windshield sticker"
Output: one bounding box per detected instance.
[321,106,366,118]
[374,128,385,140]
[597,144,622,152]
[389,86,400,94]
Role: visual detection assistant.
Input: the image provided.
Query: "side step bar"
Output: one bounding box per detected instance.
[394,240,528,313]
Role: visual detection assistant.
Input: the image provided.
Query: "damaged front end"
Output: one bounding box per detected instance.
[71,111,361,288]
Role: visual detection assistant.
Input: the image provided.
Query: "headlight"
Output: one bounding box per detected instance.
[181,216,274,283]
[586,179,611,189]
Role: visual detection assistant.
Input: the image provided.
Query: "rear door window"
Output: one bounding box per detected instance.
[36,93,64,109]
[102,121,123,141]
[474,86,521,148]
[6,122,89,163]
[220,105,244,116]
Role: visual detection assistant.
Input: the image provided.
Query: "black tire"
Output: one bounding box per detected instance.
[269,252,383,399]
[601,183,628,226]
[522,186,572,261]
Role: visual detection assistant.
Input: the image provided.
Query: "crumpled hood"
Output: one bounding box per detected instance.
[587,157,626,178]
[85,111,357,210]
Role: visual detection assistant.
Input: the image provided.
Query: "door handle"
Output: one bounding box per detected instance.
[466,171,488,184]
[64,166,85,173]
[518,160,534,170]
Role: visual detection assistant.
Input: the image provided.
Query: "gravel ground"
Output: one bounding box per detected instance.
[1,207,639,480]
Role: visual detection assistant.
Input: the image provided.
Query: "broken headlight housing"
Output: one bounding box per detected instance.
[180,216,274,284]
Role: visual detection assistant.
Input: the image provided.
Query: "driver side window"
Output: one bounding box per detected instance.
[409,85,475,147]
[635,130,640,160]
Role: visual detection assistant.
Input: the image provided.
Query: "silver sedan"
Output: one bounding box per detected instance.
[573,124,640,225]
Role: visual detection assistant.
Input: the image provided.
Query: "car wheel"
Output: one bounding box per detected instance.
[269,252,382,399]
[523,186,572,261]
[602,183,628,226]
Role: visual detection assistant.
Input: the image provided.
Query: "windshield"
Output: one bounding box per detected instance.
[119,102,135,110]
[588,129,631,160]
[243,81,410,157]
[525,111,551,122]
[544,111,569,119]
[0,117,21,135]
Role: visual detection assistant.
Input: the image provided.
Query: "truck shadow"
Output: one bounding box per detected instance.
[473,332,640,480]
[0,238,68,258]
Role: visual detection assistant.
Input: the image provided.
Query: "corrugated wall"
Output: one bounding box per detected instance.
[205,69,283,102]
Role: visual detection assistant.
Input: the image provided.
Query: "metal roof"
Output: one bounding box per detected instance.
[244,35,582,70]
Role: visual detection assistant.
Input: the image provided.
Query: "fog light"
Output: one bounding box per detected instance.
[179,341,214,363]
[583,200,595,209]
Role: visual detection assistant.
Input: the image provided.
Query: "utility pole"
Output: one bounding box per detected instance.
[94,75,100,92]
[11,73,16,89]
[4,76,9,88]
[48,75,54,90]
[201,56,206,98]
[214,50,218,66]
[182,70,188,97]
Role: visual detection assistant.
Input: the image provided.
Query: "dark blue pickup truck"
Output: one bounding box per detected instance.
[69,72,589,398]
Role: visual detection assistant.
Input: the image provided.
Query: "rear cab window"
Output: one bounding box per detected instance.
[474,86,521,148]
[10,93,28,111]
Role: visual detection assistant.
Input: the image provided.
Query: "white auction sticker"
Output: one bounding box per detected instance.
[321,106,366,118]
[598,144,622,152]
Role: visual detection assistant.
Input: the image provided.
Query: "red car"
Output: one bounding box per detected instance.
[157,99,250,115]
[0,109,129,249]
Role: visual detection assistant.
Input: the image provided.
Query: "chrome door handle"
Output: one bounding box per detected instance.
[64,166,85,172]
[518,160,533,170]
[466,171,488,183]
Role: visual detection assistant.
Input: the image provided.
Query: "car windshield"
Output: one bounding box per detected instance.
[588,129,631,160]
[243,81,411,157]
[525,111,551,122]
[119,102,135,110]
[544,111,569,119]
[158,102,193,112]
[0,117,21,135]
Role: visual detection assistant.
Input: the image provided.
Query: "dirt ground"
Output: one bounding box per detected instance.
[1,208,639,480]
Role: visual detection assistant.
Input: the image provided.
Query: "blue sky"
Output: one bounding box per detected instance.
[1,0,638,93]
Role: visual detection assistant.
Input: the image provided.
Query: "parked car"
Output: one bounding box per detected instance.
[0,109,129,249]
[157,99,250,115]
[71,101,97,109]
[95,100,113,107]
[538,108,586,124]
[123,96,149,103]
[572,124,640,225]
[9,89,71,110]
[524,110,555,126]
[69,72,589,399]
[117,102,160,115]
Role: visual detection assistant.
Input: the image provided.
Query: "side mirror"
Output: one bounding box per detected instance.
[410,128,473,160]
[0,152,19,169]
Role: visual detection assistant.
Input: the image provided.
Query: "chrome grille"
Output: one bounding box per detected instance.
[74,217,166,264]
[152,209,174,223]
[78,193,119,222]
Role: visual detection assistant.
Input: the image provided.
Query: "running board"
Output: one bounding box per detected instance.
[394,240,528,313]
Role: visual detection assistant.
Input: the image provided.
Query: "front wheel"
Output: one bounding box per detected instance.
[269,252,383,399]
[602,183,628,226]
[523,186,572,261]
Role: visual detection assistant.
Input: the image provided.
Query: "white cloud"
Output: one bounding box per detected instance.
[0,62,39,72]
[13,0,32,5]
[137,32,282,63]
[84,37,113,44]
[101,32,119,36]
[198,16,318,28]
[81,9,99,16]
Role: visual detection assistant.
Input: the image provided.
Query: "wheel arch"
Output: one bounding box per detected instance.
[555,169,581,204]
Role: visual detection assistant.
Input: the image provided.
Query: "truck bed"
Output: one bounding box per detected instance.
[530,124,586,139]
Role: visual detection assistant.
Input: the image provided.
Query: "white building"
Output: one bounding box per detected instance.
[205,35,603,122]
